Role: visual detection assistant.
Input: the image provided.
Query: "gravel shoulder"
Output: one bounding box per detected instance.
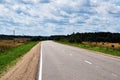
[0,42,40,80]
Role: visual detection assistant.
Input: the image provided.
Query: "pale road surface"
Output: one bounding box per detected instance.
[41,41,120,80]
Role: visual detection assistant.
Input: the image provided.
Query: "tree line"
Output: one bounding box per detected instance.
[1,32,120,43]
[0,35,48,41]
[50,32,120,43]
[0,35,33,40]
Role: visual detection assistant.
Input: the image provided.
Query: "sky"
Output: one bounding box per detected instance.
[0,0,120,36]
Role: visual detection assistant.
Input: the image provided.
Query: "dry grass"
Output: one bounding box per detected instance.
[0,38,30,52]
[83,42,120,50]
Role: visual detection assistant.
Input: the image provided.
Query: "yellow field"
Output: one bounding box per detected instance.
[83,42,120,50]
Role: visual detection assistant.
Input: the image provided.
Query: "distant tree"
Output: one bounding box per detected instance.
[31,36,42,41]
[49,32,120,43]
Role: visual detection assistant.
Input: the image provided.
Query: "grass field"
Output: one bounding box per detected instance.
[83,42,120,50]
[56,41,120,57]
[0,38,30,52]
[0,41,38,76]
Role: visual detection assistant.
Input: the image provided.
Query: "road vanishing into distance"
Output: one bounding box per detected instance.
[39,41,120,80]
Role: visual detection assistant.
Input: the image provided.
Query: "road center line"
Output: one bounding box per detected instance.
[38,43,43,80]
[85,60,92,64]
[112,73,118,77]
[69,54,73,56]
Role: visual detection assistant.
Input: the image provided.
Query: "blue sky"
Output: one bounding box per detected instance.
[0,0,120,36]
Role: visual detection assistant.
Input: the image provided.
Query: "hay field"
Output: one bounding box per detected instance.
[83,42,120,50]
[0,38,30,52]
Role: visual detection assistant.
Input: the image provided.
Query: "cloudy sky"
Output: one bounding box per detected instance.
[0,0,120,36]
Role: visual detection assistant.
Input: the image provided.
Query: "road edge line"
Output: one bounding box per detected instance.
[38,42,43,80]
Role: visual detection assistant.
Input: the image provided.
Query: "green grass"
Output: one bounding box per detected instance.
[56,41,120,56]
[0,41,38,76]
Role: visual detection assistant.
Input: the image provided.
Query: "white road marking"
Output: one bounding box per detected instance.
[85,60,92,64]
[69,54,73,56]
[112,73,118,77]
[110,57,120,61]
[38,43,43,80]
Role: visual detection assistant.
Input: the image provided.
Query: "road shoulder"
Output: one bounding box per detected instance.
[0,43,41,80]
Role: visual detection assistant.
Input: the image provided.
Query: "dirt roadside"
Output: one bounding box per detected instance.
[0,42,41,80]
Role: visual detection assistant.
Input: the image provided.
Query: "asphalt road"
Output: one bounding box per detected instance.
[41,41,120,80]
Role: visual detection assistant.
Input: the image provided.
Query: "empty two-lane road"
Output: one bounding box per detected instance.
[40,41,120,80]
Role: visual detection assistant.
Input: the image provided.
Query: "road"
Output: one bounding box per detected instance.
[40,41,120,80]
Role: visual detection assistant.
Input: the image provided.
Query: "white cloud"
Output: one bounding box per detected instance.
[0,0,120,36]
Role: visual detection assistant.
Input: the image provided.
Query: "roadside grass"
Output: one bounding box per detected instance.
[56,41,120,57]
[0,41,38,77]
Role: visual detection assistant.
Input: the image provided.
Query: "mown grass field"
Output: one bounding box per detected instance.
[56,41,120,57]
[0,41,38,77]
